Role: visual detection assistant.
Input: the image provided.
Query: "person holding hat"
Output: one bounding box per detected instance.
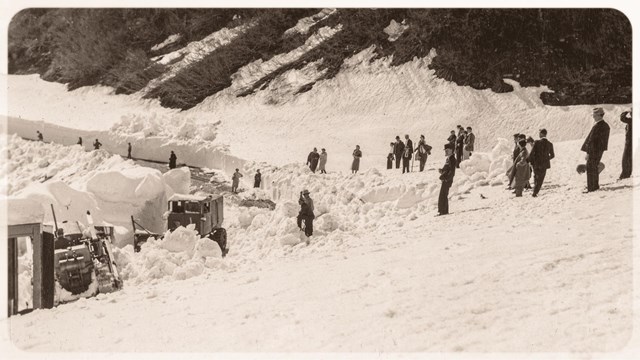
[231,168,243,193]
[414,134,432,172]
[581,107,610,192]
[618,111,632,180]
[528,129,555,197]
[437,143,457,216]
[319,148,328,174]
[393,136,404,169]
[297,189,315,239]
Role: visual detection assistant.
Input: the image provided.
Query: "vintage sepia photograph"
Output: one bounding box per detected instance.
[1,3,636,358]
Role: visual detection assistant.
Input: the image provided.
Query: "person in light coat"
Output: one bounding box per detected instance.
[513,139,531,197]
[231,168,243,193]
[318,148,328,174]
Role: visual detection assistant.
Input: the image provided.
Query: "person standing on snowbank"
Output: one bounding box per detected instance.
[414,135,432,172]
[37,131,43,141]
[93,139,102,150]
[319,148,328,174]
[307,148,320,173]
[77,137,83,146]
[513,139,531,197]
[232,168,243,193]
[254,169,262,188]
[437,143,456,216]
[387,142,395,170]
[127,143,132,159]
[297,189,315,238]
[352,145,362,174]
[447,130,457,148]
[455,126,465,167]
[402,134,413,173]
[393,136,404,169]
[464,127,475,159]
[581,107,610,193]
[528,129,555,197]
[169,151,177,169]
[618,111,632,180]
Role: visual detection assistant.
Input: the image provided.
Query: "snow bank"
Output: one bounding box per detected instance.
[113,225,226,284]
[5,197,44,225]
[163,167,191,194]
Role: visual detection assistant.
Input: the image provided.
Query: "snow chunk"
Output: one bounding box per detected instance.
[163,167,191,194]
[5,197,44,225]
[161,224,199,255]
[151,34,182,52]
[384,20,409,42]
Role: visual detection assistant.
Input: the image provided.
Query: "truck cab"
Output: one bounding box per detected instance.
[167,194,224,236]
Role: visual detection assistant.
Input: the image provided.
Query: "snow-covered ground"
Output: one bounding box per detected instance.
[1,25,637,356]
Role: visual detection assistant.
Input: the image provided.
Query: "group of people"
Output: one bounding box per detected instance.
[388,134,433,173]
[35,131,104,150]
[505,129,555,197]
[446,125,475,168]
[306,148,328,174]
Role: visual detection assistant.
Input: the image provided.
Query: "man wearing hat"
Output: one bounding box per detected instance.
[581,107,610,192]
[297,189,315,238]
[437,143,457,216]
[393,136,405,169]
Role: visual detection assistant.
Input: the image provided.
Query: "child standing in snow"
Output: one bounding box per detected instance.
[232,169,243,193]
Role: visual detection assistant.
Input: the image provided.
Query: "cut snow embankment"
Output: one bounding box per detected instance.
[284,8,336,36]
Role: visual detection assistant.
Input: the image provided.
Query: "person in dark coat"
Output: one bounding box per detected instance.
[93,139,102,150]
[437,143,456,216]
[127,143,132,159]
[528,129,555,197]
[37,131,43,141]
[447,130,457,148]
[307,148,320,173]
[464,127,475,158]
[402,134,414,173]
[297,189,315,239]
[77,137,83,146]
[581,107,611,192]
[455,126,465,168]
[393,136,404,169]
[618,111,632,180]
[387,142,395,170]
[513,139,530,197]
[414,135,432,172]
[169,151,177,169]
[254,169,262,188]
[351,145,362,174]
[507,134,524,189]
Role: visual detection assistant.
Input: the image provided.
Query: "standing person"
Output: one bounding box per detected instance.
[618,111,632,180]
[437,143,457,216]
[447,130,457,148]
[464,127,475,158]
[402,134,414,173]
[387,142,395,170]
[528,129,555,197]
[393,136,404,169]
[581,107,611,193]
[254,169,262,188]
[506,133,521,190]
[169,150,177,169]
[524,136,535,190]
[414,135,432,172]
[318,148,328,174]
[127,143,132,159]
[77,137,83,146]
[455,126,465,167]
[307,148,320,173]
[231,168,243,193]
[351,145,362,174]
[93,139,102,150]
[297,189,315,241]
[37,131,43,141]
[461,130,470,160]
[513,139,531,197]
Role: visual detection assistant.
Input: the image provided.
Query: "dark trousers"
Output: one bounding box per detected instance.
[127,151,132,159]
[586,152,603,191]
[438,180,452,215]
[402,157,411,173]
[419,156,427,171]
[254,181,261,188]
[620,141,632,178]
[310,161,318,173]
[395,154,402,168]
[297,214,313,237]
[532,167,547,195]
[455,147,463,167]
[387,155,393,169]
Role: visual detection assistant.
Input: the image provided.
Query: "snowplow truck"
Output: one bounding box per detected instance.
[44,209,123,296]
[133,194,227,256]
